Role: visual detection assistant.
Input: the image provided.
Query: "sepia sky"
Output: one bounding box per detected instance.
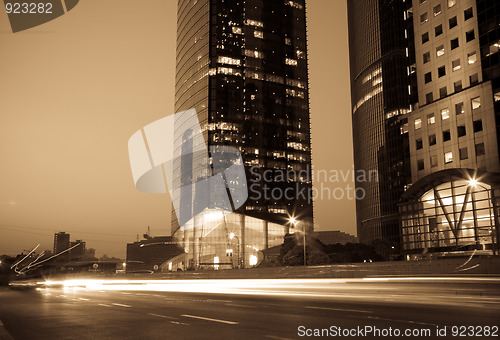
[0,0,353,258]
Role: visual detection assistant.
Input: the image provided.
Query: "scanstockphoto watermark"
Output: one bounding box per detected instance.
[248,165,378,202]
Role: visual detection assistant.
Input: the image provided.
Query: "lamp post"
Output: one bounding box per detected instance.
[468,178,497,256]
[290,217,306,266]
[229,232,240,268]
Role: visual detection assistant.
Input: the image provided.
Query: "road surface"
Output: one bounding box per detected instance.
[0,277,499,339]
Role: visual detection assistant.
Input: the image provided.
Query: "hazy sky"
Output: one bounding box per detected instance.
[0,0,353,258]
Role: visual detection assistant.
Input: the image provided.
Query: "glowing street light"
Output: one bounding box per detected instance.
[468,178,478,187]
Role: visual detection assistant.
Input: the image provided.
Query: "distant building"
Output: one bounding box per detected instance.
[69,240,86,261]
[53,232,70,260]
[314,231,358,245]
[126,235,184,272]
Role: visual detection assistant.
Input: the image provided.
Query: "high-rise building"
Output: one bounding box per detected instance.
[347,0,415,245]
[348,0,500,258]
[53,232,70,255]
[399,0,500,258]
[53,232,70,261]
[172,0,314,269]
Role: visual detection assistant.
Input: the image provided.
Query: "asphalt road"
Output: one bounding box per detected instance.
[0,277,499,339]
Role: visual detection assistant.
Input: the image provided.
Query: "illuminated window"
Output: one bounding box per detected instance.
[435,24,443,37]
[488,41,500,56]
[285,58,298,66]
[415,118,422,130]
[421,12,428,24]
[286,79,306,88]
[296,50,305,59]
[244,49,264,59]
[448,0,456,8]
[245,19,263,27]
[249,255,258,266]
[494,91,500,102]
[427,113,435,125]
[218,67,242,76]
[467,51,477,64]
[455,102,464,115]
[445,152,453,163]
[441,108,450,120]
[452,59,461,71]
[436,45,445,57]
[218,56,241,66]
[284,1,303,9]
[433,4,441,16]
[232,26,242,34]
[471,97,481,110]
[254,30,264,39]
[285,37,291,45]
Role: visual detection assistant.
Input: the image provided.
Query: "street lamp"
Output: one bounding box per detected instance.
[468,178,497,256]
[229,232,240,269]
[289,217,306,266]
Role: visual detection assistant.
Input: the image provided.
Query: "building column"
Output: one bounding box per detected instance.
[240,214,245,268]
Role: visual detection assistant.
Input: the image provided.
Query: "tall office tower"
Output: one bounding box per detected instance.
[347,0,415,245]
[172,0,313,269]
[399,0,500,258]
[53,232,70,260]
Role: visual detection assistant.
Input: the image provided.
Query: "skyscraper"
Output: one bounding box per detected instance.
[347,0,415,245]
[53,232,70,260]
[399,0,500,258]
[172,0,314,269]
[348,0,500,258]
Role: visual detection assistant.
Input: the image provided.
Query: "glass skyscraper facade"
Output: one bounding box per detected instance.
[347,0,414,245]
[172,0,313,269]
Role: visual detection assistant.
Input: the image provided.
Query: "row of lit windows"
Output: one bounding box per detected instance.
[424,53,476,84]
[420,5,473,25]
[419,0,456,8]
[417,143,485,171]
[424,44,476,67]
[415,96,482,129]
